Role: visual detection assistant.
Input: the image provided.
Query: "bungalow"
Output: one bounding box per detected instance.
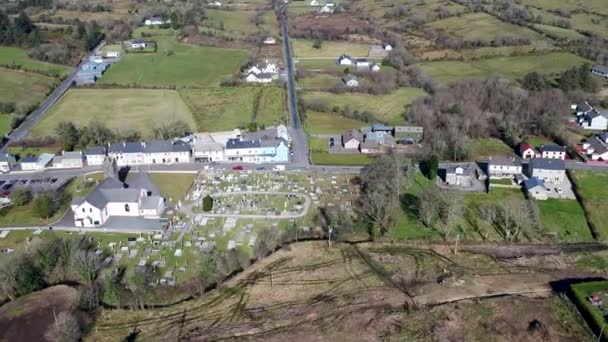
[573,101,594,116]
[383,43,392,51]
[144,17,170,26]
[318,3,335,13]
[524,177,548,200]
[591,65,608,78]
[245,72,273,83]
[0,154,16,173]
[71,175,165,228]
[59,151,85,169]
[538,144,566,160]
[341,129,362,149]
[578,110,608,130]
[142,140,191,164]
[108,142,145,166]
[528,158,566,184]
[488,156,522,179]
[84,146,107,166]
[581,136,608,161]
[337,54,353,65]
[20,153,54,171]
[369,63,381,72]
[263,37,277,45]
[355,58,370,68]
[442,162,485,187]
[365,131,394,146]
[246,60,277,75]
[394,126,423,143]
[360,140,383,154]
[129,38,147,49]
[342,74,359,87]
[105,51,119,58]
[519,143,537,159]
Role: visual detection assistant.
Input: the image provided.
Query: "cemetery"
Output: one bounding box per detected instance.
[0,170,359,286]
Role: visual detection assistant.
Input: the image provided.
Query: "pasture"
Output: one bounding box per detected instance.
[99,37,247,87]
[179,87,285,132]
[537,199,593,241]
[299,74,340,90]
[570,171,608,240]
[305,111,367,134]
[30,89,196,138]
[0,68,57,113]
[418,52,589,83]
[0,46,70,77]
[293,39,371,58]
[302,88,426,124]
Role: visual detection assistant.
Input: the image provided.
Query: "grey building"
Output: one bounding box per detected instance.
[528,158,566,184]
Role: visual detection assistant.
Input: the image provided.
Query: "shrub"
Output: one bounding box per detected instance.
[202,195,213,212]
[10,188,32,206]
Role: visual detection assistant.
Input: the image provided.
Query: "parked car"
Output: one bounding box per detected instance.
[232,165,243,171]
[256,166,265,170]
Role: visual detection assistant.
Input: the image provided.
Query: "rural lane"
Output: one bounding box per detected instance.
[1,41,106,151]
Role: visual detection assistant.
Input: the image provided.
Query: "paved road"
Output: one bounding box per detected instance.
[1,41,106,151]
[279,4,310,166]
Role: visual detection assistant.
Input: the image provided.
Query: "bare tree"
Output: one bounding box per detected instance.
[45,311,82,342]
[0,256,18,301]
[438,192,463,241]
[417,186,440,228]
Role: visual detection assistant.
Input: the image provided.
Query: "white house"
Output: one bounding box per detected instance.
[245,72,273,83]
[579,110,608,130]
[355,58,370,68]
[342,74,359,87]
[337,54,353,65]
[142,140,191,164]
[224,138,289,163]
[193,140,225,162]
[519,143,537,159]
[581,136,608,161]
[89,55,103,63]
[524,177,548,200]
[105,51,119,58]
[263,37,277,45]
[207,1,222,6]
[58,151,85,169]
[310,0,319,5]
[370,63,381,72]
[528,158,566,184]
[0,154,16,173]
[538,144,566,160]
[442,163,485,187]
[108,142,145,166]
[129,38,147,49]
[591,65,608,78]
[276,124,289,142]
[383,43,393,51]
[19,156,39,171]
[144,17,170,26]
[488,156,522,179]
[341,129,362,149]
[71,176,165,227]
[84,146,107,166]
[247,61,277,75]
[360,140,383,154]
[318,3,335,13]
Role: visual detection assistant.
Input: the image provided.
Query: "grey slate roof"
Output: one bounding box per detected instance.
[524,177,545,190]
[539,144,565,153]
[62,151,83,160]
[226,139,260,149]
[577,102,593,113]
[530,158,565,171]
[586,137,608,154]
[394,126,423,133]
[0,153,13,162]
[20,156,38,163]
[587,110,608,119]
[489,156,522,167]
[84,146,106,156]
[592,65,608,73]
[372,123,393,132]
[342,75,357,82]
[341,129,363,143]
[144,140,191,153]
[141,196,162,210]
[108,142,144,154]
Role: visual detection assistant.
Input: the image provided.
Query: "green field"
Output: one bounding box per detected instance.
[0,46,70,77]
[426,12,550,46]
[180,87,284,131]
[0,68,57,113]
[519,0,608,16]
[30,89,196,138]
[571,13,608,37]
[150,173,195,204]
[571,171,608,240]
[470,138,514,159]
[203,9,259,37]
[299,74,341,90]
[293,39,371,58]
[305,111,367,134]
[0,115,11,137]
[302,88,426,124]
[537,199,593,241]
[533,24,586,41]
[570,281,608,338]
[418,52,589,83]
[99,36,247,87]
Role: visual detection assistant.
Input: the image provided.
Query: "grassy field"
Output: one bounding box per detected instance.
[305,111,367,134]
[570,171,608,241]
[0,68,57,113]
[150,173,195,204]
[392,172,439,241]
[30,89,196,139]
[99,36,247,87]
[418,52,589,83]
[537,199,593,241]
[533,24,586,41]
[0,46,70,77]
[519,0,608,16]
[525,136,555,148]
[570,281,608,338]
[571,13,608,37]
[179,87,284,132]
[293,39,371,58]
[426,12,550,46]
[0,115,11,137]
[299,74,341,90]
[202,9,260,37]
[302,88,426,124]
[470,138,514,159]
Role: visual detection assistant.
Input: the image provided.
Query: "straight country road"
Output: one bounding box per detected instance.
[0,41,105,152]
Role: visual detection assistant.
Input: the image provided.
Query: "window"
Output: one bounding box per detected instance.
[89,208,92,213]
[125,204,130,212]
[82,208,85,213]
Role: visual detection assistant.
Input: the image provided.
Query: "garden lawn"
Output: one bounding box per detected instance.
[0,115,11,137]
[30,89,196,139]
[392,172,439,241]
[305,111,367,134]
[293,39,371,58]
[418,52,589,83]
[470,138,514,159]
[150,173,195,204]
[0,46,70,77]
[99,36,247,87]
[0,68,57,112]
[525,136,555,148]
[570,171,608,240]
[180,87,284,131]
[299,74,340,90]
[570,281,608,336]
[537,199,593,241]
[302,88,425,124]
